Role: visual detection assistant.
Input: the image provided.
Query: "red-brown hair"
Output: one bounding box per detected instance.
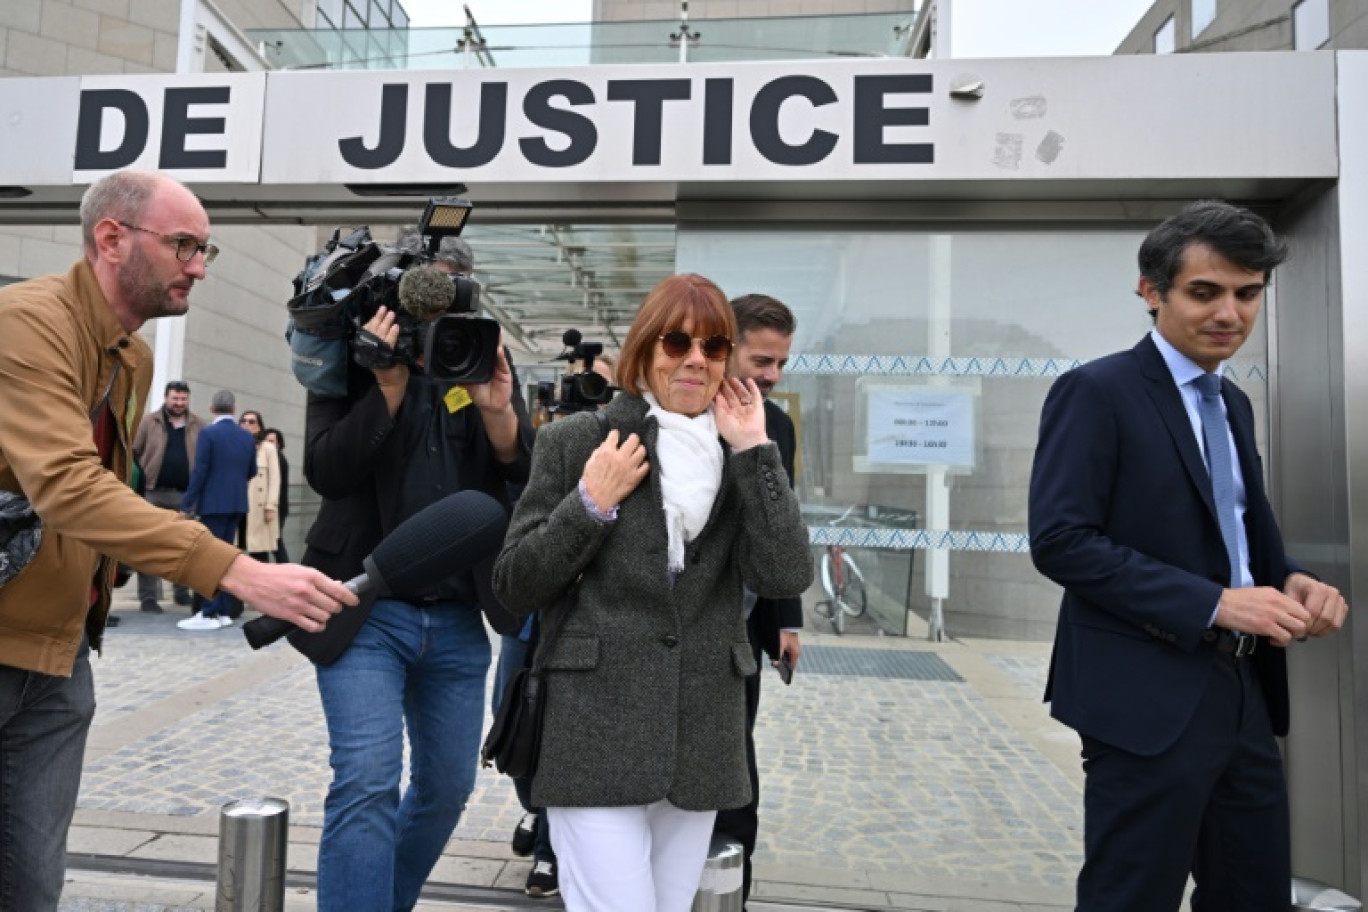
[617,274,736,395]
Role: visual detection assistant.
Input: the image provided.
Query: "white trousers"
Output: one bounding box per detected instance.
[547,800,718,912]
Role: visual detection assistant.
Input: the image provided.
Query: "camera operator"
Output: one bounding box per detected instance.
[291,228,534,912]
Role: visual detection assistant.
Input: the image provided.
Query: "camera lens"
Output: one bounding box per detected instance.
[580,372,608,400]
[432,322,475,374]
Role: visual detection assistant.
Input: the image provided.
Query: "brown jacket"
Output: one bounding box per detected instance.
[133,404,207,490]
[0,260,240,676]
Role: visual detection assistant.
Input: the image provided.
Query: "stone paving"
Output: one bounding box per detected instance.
[68,592,1085,909]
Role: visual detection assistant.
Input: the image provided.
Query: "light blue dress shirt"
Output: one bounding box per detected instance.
[1150,330,1254,625]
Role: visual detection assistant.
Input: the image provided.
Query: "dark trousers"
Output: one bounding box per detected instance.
[136,488,190,606]
[0,640,95,912]
[714,634,764,908]
[1077,653,1290,912]
[274,518,290,564]
[199,513,243,618]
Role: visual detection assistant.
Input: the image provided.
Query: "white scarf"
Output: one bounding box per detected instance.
[643,392,724,573]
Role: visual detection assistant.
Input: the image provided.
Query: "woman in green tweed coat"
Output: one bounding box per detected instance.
[493,274,813,912]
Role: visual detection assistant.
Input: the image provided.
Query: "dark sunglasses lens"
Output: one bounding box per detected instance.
[701,336,732,361]
[660,331,692,358]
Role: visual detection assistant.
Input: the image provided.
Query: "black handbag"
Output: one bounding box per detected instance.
[481,411,608,780]
[480,602,558,779]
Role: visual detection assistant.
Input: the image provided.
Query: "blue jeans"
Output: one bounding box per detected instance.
[0,640,95,912]
[491,632,530,716]
[315,599,491,912]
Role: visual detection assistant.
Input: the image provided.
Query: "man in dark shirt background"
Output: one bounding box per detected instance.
[715,292,804,910]
[132,379,207,613]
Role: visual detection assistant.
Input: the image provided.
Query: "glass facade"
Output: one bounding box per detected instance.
[1191,0,1217,39]
[1154,15,1176,53]
[252,12,914,71]
[678,225,1269,640]
[1294,0,1330,50]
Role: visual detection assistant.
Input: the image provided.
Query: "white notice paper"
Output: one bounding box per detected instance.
[866,388,975,468]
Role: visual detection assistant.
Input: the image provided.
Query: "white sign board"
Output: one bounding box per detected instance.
[70,73,266,183]
[866,387,975,468]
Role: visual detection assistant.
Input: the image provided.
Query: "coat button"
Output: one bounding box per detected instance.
[662,635,678,648]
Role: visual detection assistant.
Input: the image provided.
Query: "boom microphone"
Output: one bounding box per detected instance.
[398,263,457,319]
[242,490,510,650]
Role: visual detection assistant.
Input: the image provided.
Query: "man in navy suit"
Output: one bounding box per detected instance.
[1029,200,1348,911]
[179,389,257,629]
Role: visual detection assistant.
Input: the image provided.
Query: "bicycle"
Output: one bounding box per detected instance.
[812,506,868,635]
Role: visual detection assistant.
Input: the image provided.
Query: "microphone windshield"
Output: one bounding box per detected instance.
[398,264,457,320]
[367,490,509,595]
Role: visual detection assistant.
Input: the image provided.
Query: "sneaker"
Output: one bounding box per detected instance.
[177,613,223,631]
[217,616,235,628]
[139,600,164,614]
[525,860,558,898]
[511,813,537,857]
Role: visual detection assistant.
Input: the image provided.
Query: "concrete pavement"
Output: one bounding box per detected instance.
[60,587,1082,911]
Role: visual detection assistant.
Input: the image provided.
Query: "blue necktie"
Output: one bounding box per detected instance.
[1194,373,1241,583]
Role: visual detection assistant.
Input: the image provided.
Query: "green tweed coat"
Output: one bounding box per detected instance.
[493,393,814,812]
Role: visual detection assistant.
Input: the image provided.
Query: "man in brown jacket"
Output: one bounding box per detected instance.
[0,170,356,911]
[132,378,207,612]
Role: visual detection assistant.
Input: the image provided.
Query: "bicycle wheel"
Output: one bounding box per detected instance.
[835,553,867,619]
[819,551,837,602]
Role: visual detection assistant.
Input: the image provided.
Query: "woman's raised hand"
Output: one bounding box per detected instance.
[581,430,650,513]
[715,377,769,451]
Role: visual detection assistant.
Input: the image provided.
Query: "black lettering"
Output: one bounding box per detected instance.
[158,86,229,170]
[750,76,838,167]
[605,79,691,166]
[425,82,507,168]
[74,89,149,171]
[703,78,733,166]
[520,80,597,168]
[853,75,933,164]
[340,83,408,169]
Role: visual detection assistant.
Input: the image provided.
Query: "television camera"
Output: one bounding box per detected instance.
[286,197,502,395]
[535,329,617,420]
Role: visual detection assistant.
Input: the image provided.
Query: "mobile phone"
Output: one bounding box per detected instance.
[776,656,794,686]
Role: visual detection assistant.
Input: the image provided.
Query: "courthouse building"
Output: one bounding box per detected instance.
[2,0,1367,895]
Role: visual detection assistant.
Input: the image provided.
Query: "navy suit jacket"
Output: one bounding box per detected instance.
[1029,335,1296,757]
[181,418,256,517]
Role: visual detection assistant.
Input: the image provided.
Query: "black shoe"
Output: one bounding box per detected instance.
[105,614,121,627]
[525,860,558,898]
[140,600,164,614]
[511,813,537,857]
[173,591,193,607]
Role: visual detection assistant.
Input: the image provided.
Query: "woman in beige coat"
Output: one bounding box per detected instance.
[238,410,280,560]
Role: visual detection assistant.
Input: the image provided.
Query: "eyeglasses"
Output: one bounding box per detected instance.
[119,222,219,265]
[239,417,259,426]
[657,330,733,362]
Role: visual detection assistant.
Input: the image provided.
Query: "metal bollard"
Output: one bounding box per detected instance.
[1292,876,1362,911]
[692,836,744,912]
[217,797,289,912]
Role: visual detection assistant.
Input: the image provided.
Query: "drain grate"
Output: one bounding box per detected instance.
[797,646,963,682]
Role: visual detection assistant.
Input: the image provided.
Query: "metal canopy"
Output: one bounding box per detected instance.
[461,221,674,355]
